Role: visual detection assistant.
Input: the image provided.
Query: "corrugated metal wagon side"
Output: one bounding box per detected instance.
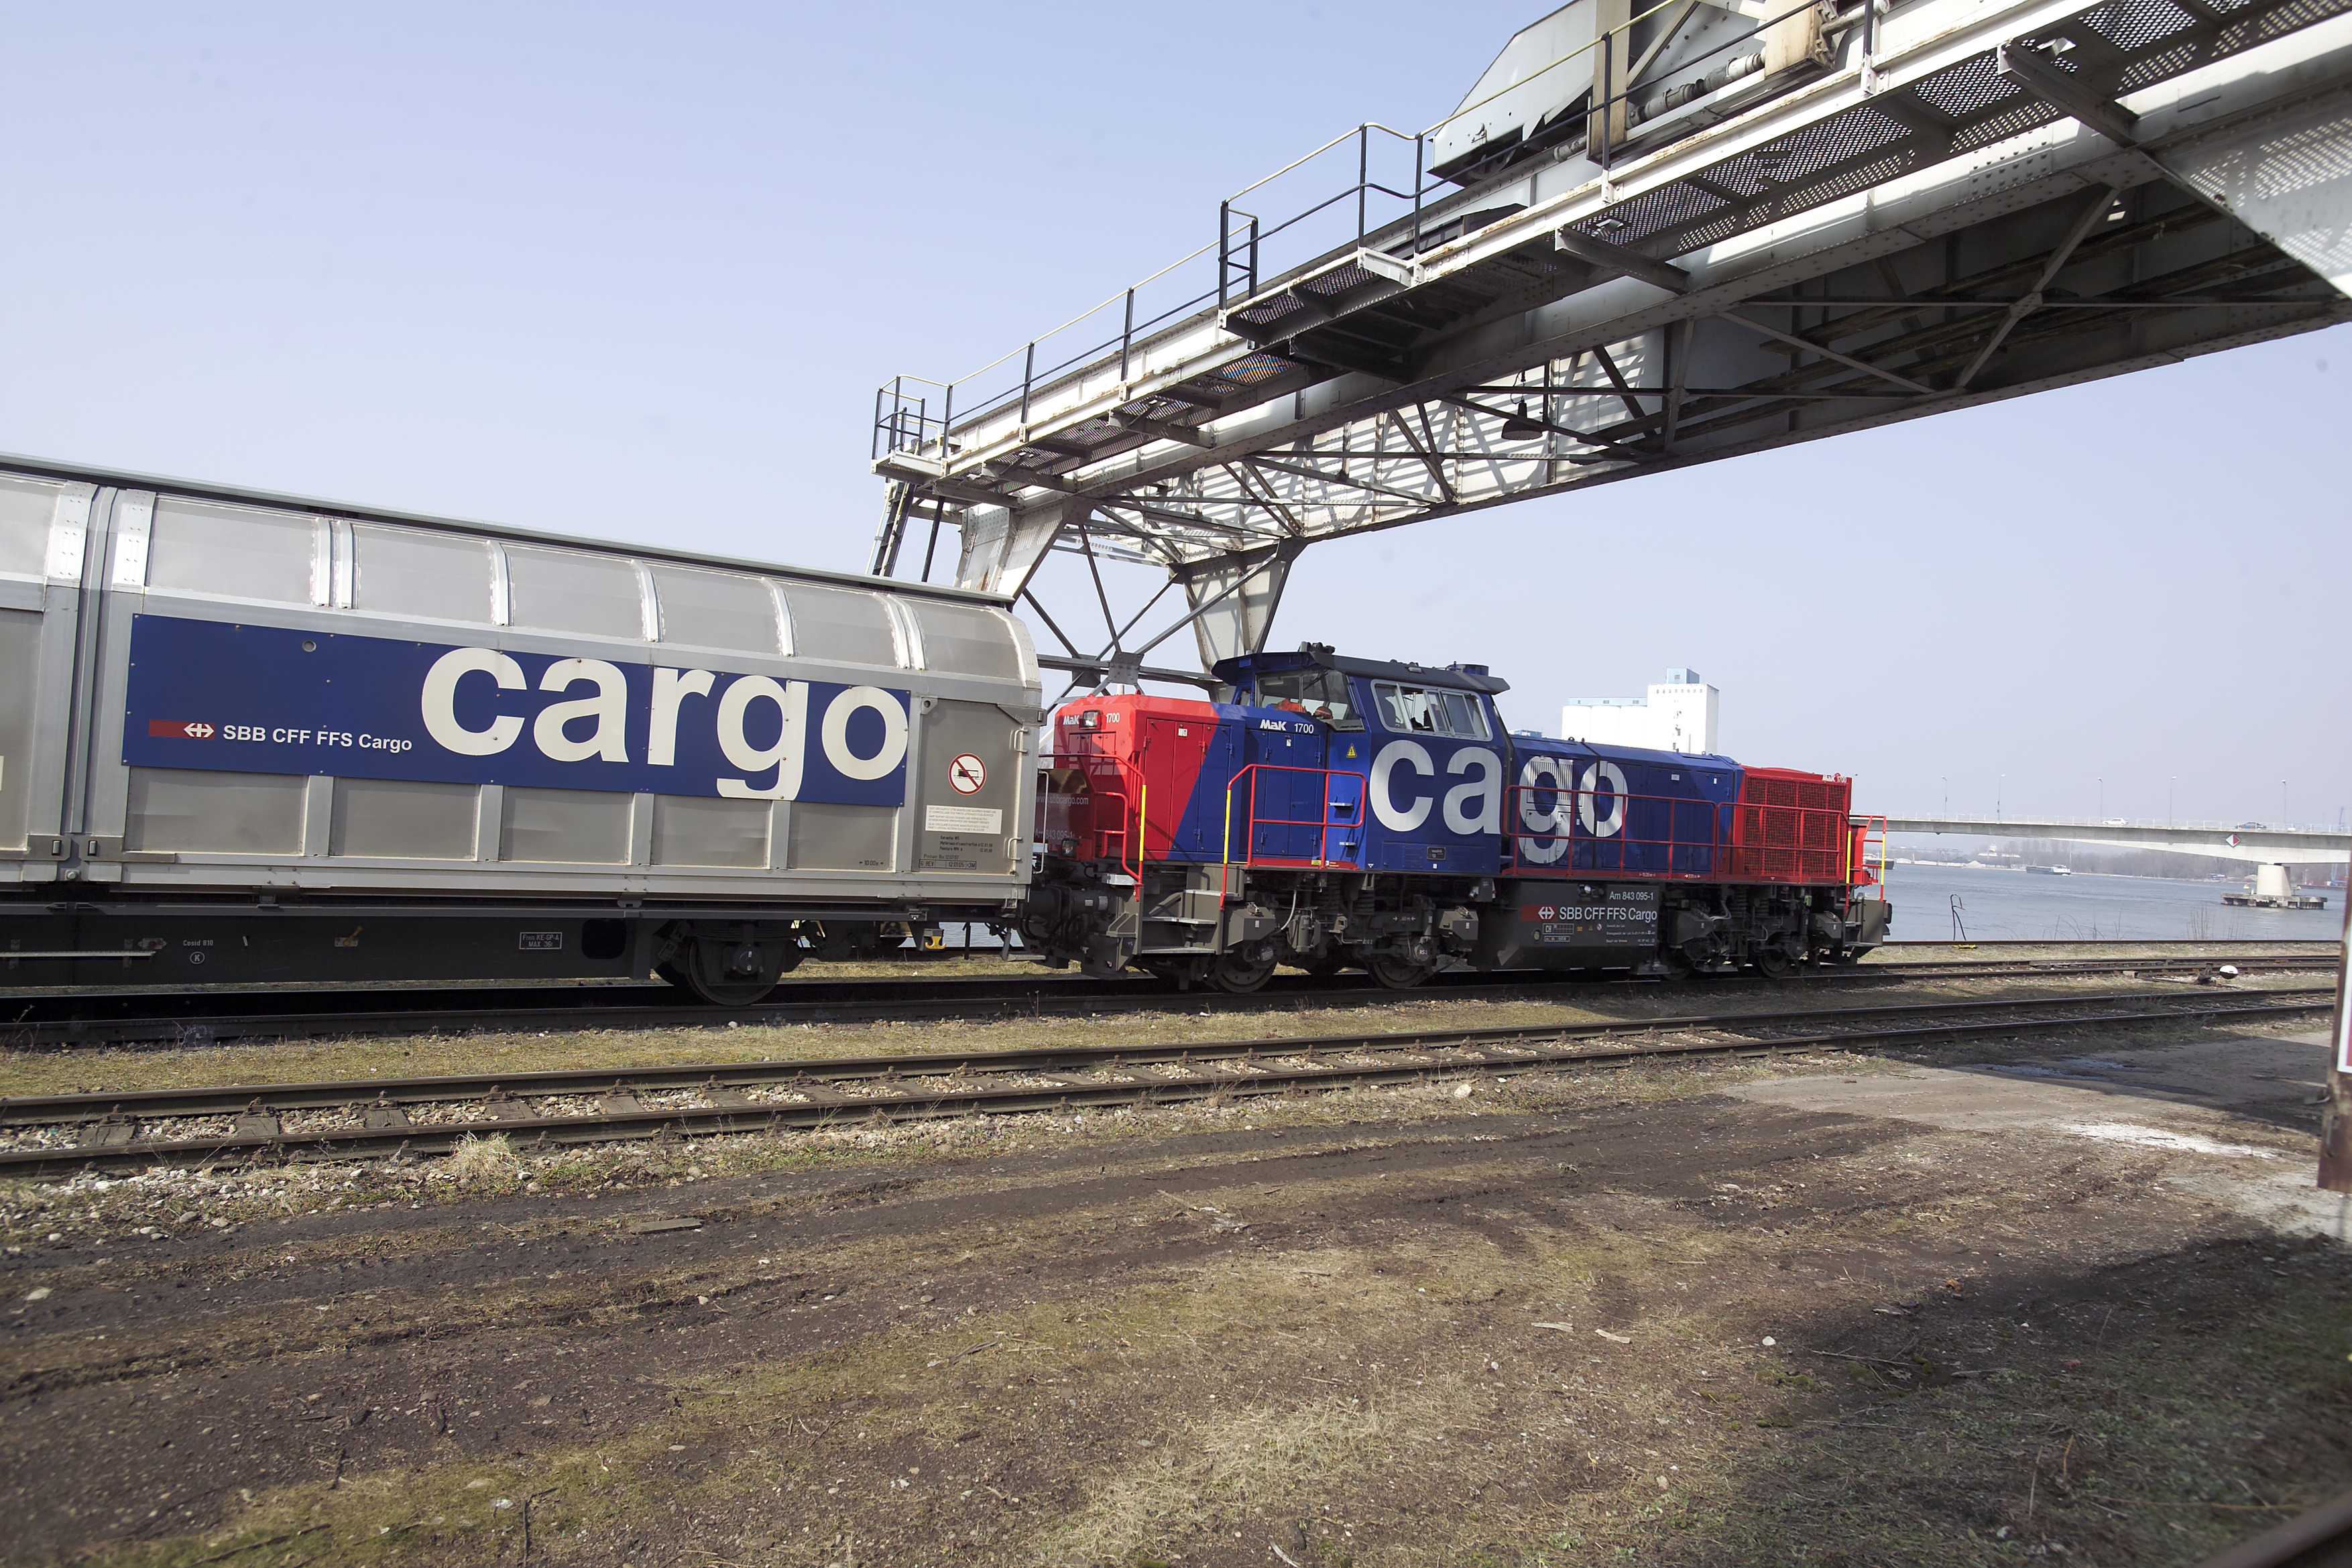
[0,461,1041,1001]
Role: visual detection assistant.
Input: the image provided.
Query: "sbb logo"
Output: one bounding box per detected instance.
[185,722,215,739]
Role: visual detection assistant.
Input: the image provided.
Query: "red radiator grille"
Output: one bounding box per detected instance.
[1730,768,1852,883]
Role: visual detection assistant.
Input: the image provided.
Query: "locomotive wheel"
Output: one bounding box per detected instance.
[1657,948,1695,981]
[1209,949,1277,994]
[1754,949,1797,980]
[1367,957,1433,990]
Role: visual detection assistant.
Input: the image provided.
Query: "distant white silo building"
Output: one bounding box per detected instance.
[1560,668,1720,754]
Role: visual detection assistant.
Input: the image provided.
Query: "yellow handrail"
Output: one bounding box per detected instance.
[1222,780,1235,872]
[1133,779,1146,917]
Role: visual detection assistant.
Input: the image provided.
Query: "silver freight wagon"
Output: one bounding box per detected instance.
[0,458,1041,1001]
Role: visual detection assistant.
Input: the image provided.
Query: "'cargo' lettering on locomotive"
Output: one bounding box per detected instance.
[1442,747,1501,835]
[1578,761,1629,837]
[1371,741,1501,835]
[1369,740,1434,831]
[1515,755,1572,863]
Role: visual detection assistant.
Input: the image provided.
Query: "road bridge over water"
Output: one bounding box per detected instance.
[1879,815,2351,862]
[1880,814,2350,904]
[868,0,2352,685]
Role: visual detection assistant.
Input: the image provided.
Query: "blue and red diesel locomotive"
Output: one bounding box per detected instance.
[1020,644,1890,991]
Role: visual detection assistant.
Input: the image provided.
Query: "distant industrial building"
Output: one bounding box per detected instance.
[1561,668,1720,754]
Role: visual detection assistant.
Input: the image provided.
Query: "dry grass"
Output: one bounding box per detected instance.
[443,1131,521,1191]
[1045,1389,1462,1567]
[7,961,2333,1105]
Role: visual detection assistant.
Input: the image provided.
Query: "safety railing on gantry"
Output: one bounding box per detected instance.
[873,0,1880,469]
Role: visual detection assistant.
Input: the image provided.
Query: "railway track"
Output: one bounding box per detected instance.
[1,946,2337,1049]
[4,985,2331,1179]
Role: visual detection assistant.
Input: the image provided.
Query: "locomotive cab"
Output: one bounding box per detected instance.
[1238,662,1362,729]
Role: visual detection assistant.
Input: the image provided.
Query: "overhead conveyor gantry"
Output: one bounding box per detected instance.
[868,0,2352,689]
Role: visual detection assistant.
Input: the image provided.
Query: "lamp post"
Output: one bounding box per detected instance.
[2169,776,2175,827]
[1997,774,2004,823]
[2097,778,2103,820]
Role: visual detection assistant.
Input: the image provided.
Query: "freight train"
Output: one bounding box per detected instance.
[0,458,1887,1002]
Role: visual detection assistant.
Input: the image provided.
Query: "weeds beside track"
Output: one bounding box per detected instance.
[4,985,2330,1178]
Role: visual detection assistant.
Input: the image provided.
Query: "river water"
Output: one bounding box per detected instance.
[1877,861,2345,943]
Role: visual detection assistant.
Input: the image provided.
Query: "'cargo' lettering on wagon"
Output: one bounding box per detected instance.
[121,615,910,806]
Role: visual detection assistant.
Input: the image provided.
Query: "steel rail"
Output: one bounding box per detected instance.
[1,951,2335,1050]
[3,987,2329,1178]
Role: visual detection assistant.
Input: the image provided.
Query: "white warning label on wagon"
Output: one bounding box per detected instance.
[925,804,1002,834]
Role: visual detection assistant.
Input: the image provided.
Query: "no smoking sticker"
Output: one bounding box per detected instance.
[948,753,987,794]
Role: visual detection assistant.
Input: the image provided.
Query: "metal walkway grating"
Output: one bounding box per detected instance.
[1570,0,2352,261]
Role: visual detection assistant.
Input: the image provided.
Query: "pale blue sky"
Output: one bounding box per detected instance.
[6,3,2347,828]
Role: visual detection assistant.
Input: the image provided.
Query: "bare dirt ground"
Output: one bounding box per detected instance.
[2,990,2347,1567]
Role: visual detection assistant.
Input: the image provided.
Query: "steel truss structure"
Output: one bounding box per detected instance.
[870,0,2352,686]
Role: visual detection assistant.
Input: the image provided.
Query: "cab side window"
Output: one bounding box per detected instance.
[1256,670,1362,730]
[1371,682,1490,739]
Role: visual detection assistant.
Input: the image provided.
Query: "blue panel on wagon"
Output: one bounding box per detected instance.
[121,614,910,804]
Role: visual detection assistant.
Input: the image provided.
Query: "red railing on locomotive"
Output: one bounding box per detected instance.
[1046,701,1144,860]
[1055,695,1240,865]
[1501,780,1727,880]
[1037,749,1151,867]
[1224,762,1362,866]
[1846,817,1889,890]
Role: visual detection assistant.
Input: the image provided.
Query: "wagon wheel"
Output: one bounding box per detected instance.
[1209,948,1277,994]
[1367,957,1433,990]
[662,961,780,1007]
[663,932,797,1006]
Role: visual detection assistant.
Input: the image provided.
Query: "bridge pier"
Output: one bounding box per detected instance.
[2226,861,2331,909]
